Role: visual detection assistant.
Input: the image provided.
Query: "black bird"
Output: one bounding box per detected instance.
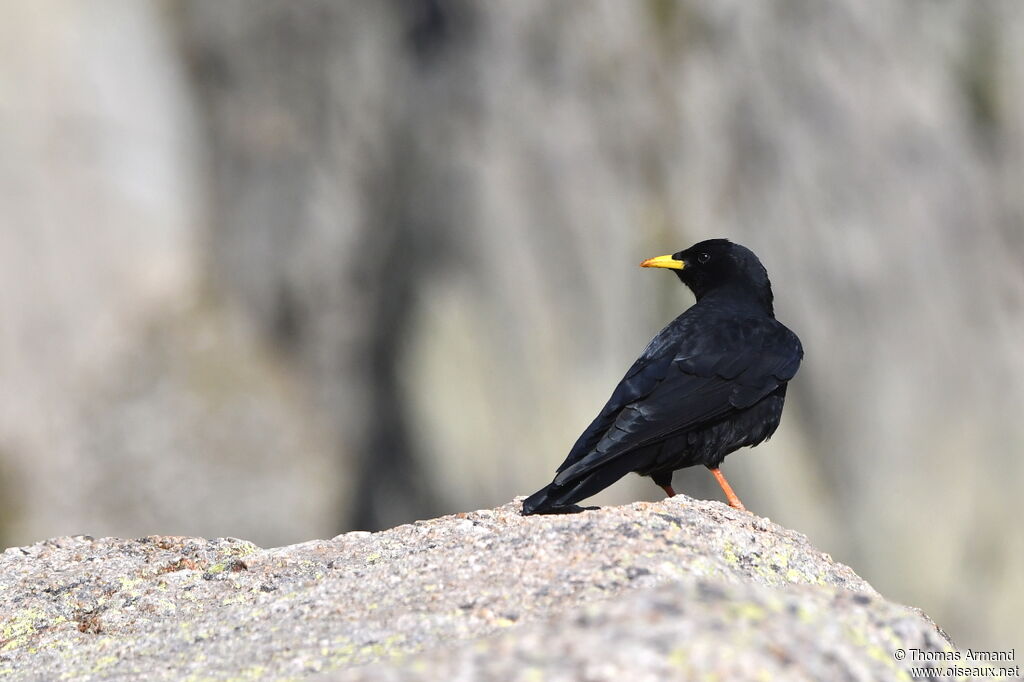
[522,239,802,515]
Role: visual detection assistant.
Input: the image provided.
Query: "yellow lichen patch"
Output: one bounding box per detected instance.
[152,598,177,614]
[0,608,66,652]
[117,576,146,594]
[845,624,867,647]
[657,560,688,577]
[759,593,786,614]
[318,633,411,671]
[354,633,410,663]
[793,603,817,624]
[727,601,767,622]
[768,548,792,569]
[233,664,267,680]
[520,666,544,682]
[843,625,914,682]
[326,640,357,666]
[220,593,253,607]
[222,542,258,558]
[668,647,689,668]
[686,556,724,578]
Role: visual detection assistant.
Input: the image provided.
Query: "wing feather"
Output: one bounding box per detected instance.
[554,314,801,485]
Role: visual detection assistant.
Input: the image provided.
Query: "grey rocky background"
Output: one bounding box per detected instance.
[0,499,958,681]
[1,0,1022,653]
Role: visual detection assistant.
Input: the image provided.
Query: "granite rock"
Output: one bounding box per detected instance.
[0,498,952,680]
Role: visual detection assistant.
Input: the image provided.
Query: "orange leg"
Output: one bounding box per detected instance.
[659,484,676,498]
[709,468,747,511]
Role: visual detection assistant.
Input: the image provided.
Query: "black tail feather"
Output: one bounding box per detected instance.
[521,484,561,515]
[521,456,637,515]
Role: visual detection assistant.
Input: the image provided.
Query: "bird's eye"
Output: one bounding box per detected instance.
[697,252,711,264]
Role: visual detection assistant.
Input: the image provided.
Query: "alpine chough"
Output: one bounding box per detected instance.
[522,239,803,515]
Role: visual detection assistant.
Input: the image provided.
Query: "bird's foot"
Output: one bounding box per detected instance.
[709,467,747,512]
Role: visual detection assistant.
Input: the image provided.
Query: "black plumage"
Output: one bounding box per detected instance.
[522,239,802,515]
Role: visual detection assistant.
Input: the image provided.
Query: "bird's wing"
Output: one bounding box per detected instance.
[554,315,801,485]
[554,317,684,474]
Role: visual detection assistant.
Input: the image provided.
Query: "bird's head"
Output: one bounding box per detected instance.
[640,239,774,314]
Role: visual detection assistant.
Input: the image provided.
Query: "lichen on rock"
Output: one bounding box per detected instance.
[0,498,952,680]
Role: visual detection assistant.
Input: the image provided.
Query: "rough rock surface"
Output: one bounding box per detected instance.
[0,498,952,680]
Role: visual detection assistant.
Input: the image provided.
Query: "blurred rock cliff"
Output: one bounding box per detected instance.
[1,0,1021,650]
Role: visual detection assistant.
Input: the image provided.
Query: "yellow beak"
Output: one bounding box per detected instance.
[640,254,685,270]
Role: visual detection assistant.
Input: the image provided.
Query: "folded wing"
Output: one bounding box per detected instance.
[554,314,802,486]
